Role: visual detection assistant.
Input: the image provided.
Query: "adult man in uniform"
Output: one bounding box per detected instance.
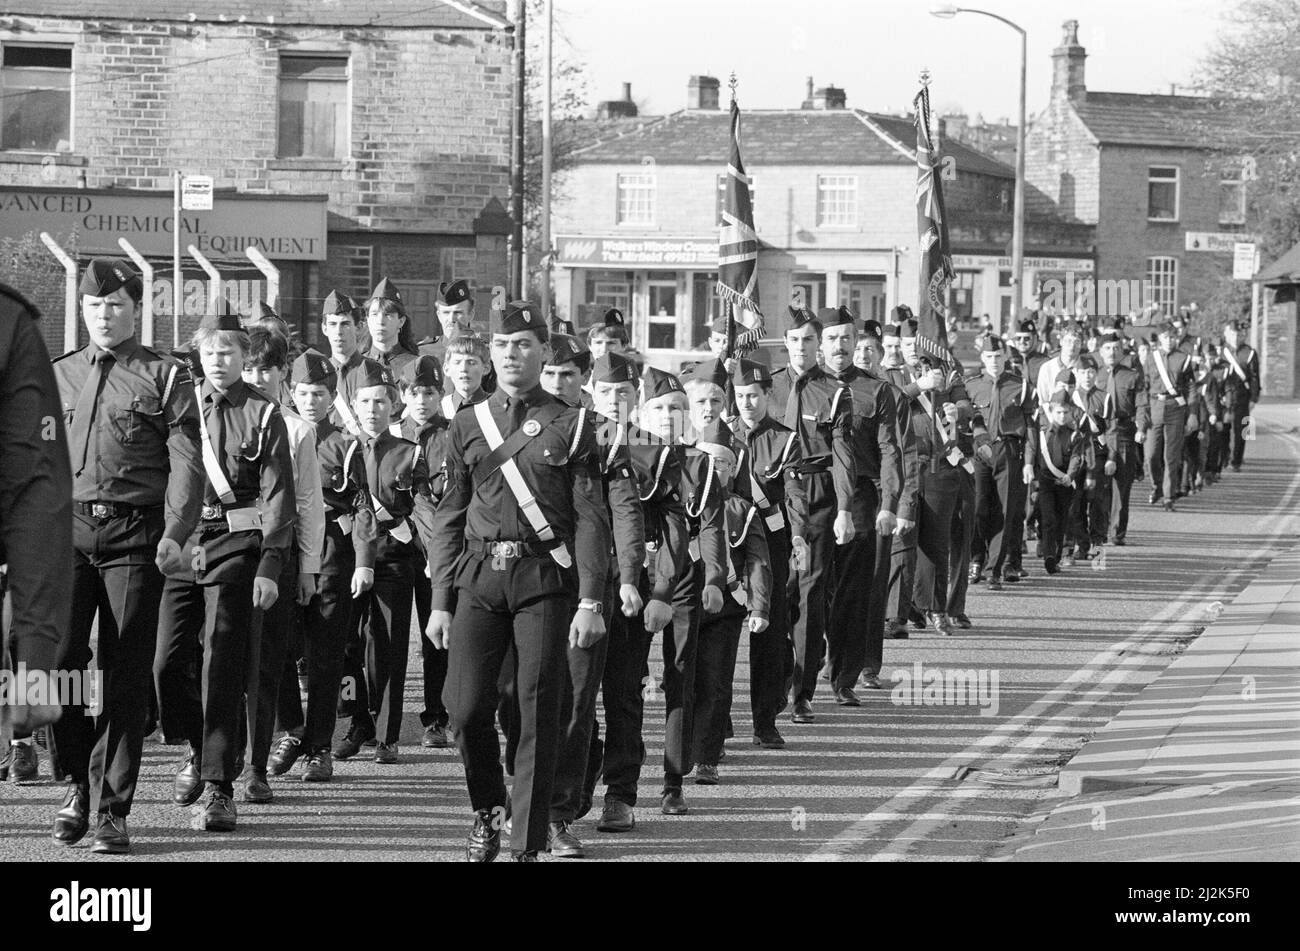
[422,279,477,366]
[816,307,902,703]
[1138,321,1197,511]
[427,300,611,862]
[0,284,71,778]
[50,259,203,853]
[320,290,368,436]
[1096,329,1147,545]
[1219,319,1260,471]
[770,307,820,416]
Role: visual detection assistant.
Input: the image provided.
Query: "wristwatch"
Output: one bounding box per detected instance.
[578,599,604,615]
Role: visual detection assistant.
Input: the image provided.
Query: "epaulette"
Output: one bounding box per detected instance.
[52,345,84,364]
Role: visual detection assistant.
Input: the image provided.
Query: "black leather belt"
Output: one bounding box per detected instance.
[200,502,255,521]
[469,539,559,560]
[76,501,154,519]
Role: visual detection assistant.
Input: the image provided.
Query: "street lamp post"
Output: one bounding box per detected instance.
[931,4,1026,338]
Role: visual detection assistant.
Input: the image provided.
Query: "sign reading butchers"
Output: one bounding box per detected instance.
[0,186,328,261]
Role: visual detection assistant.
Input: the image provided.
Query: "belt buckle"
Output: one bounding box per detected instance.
[490,540,520,571]
[201,504,222,521]
[91,502,112,519]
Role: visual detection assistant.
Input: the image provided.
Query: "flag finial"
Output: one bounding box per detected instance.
[729,72,738,103]
[919,68,931,89]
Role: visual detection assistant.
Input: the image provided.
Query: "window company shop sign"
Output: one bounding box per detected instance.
[0,186,328,261]
[556,235,718,268]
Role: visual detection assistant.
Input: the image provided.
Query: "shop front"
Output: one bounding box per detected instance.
[0,185,328,346]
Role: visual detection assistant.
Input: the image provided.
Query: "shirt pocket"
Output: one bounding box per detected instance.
[111,394,163,445]
[532,430,571,468]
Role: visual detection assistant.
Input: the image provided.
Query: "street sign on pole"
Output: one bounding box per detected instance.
[1233,242,1257,280]
[181,175,214,211]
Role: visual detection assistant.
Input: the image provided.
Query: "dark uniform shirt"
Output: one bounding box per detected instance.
[362,429,433,553]
[1095,363,1147,448]
[194,378,295,581]
[885,363,973,469]
[677,443,729,593]
[967,369,1035,444]
[53,335,203,547]
[1138,349,1197,429]
[0,302,72,671]
[768,363,808,419]
[783,364,856,527]
[731,413,803,534]
[828,366,903,515]
[315,420,378,571]
[430,385,612,608]
[1025,420,1090,483]
[325,349,368,434]
[621,423,689,603]
[1070,385,1111,464]
[1220,343,1261,408]
[591,416,649,588]
[720,495,772,622]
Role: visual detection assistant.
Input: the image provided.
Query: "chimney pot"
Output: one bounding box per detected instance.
[1051,19,1087,106]
[622,81,632,101]
[688,74,721,110]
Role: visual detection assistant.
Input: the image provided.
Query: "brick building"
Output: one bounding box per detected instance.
[0,0,513,353]
[1025,20,1249,320]
[553,77,1091,369]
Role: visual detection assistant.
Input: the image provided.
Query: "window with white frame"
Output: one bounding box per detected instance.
[1219,167,1246,226]
[1147,166,1179,221]
[1,44,73,152]
[278,54,350,159]
[816,174,858,228]
[1145,257,1178,315]
[616,171,655,226]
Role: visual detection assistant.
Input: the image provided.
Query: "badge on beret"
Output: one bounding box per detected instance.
[523,419,541,436]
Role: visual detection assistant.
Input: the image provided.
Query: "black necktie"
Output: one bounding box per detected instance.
[988,376,1003,439]
[505,395,526,437]
[73,350,114,476]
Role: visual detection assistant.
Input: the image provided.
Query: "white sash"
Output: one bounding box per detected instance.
[1224,347,1248,383]
[333,389,361,436]
[473,400,573,569]
[388,421,404,438]
[370,491,413,544]
[1038,429,1070,482]
[737,446,784,532]
[194,380,237,505]
[1154,352,1186,405]
[441,393,457,418]
[1071,390,1101,440]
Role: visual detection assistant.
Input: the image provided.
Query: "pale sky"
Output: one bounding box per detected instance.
[552,0,1227,122]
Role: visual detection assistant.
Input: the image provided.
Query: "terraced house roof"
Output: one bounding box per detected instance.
[0,1,508,28]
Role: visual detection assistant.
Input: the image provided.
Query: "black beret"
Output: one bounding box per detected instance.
[732,358,770,386]
[290,351,337,389]
[354,358,396,391]
[322,290,356,316]
[592,351,639,385]
[1015,318,1038,334]
[400,355,443,391]
[603,308,625,328]
[980,335,1005,353]
[493,300,548,340]
[199,311,244,332]
[891,304,915,322]
[79,258,141,299]
[680,358,729,390]
[369,277,404,312]
[861,319,883,341]
[710,316,730,335]
[696,418,737,454]
[546,332,591,372]
[1076,353,1098,370]
[788,306,817,329]
[1048,389,1072,408]
[641,365,684,402]
[436,280,471,306]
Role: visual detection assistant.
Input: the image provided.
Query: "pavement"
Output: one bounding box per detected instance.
[2,402,1298,862]
[996,542,1300,861]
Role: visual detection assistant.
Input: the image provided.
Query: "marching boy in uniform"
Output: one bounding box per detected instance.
[1024,390,1090,575]
[154,313,295,833]
[1068,353,1110,563]
[270,352,377,781]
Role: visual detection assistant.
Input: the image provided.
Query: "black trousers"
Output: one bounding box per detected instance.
[789,470,836,703]
[1228,403,1250,467]
[443,552,569,854]
[750,524,791,732]
[1069,471,1108,554]
[913,465,961,613]
[1109,440,1138,542]
[661,560,704,786]
[596,566,653,807]
[415,568,449,729]
[1182,430,1203,491]
[549,586,607,823]
[53,507,165,818]
[864,528,893,678]
[691,605,744,767]
[1038,480,1075,565]
[828,478,881,691]
[276,522,356,751]
[1147,402,1187,502]
[350,535,417,746]
[155,530,261,786]
[242,548,297,773]
[1205,422,1228,474]
[947,467,975,617]
[973,439,1026,577]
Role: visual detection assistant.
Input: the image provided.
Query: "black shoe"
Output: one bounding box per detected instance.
[1162,500,1175,512]
[885,619,910,639]
[1016,565,1031,577]
[374,742,399,764]
[466,809,501,862]
[859,671,883,690]
[1004,568,1021,584]
[302,750,333,782]
[987,575,1003,591]
[9,742,38,783]
[951,614,972,630]
[172,751,203,807]
[1045,558,1060,575]
[968,563,984,584]
[596,799,635,833]
[332,724,374,760]
[547,820,585,857]
[90,814,130,855]
[661,788,688,815]
[1231,464,1241,473]
[908,609,927,630]
[753,726,786,748]
[52,781,90,845]
[1148,491,1162,505]
[792,699,814,723]
[694,764,720,785]
[421,724,450,748]
[268,734,303,776]
[926,612,954,636]
[1112,537,1126,546]
[192,787,237,832]
[241,769,273,804]
[834,687,861,707]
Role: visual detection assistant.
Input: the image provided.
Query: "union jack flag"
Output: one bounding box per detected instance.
[718,89,764,355]
[913,78,955,369]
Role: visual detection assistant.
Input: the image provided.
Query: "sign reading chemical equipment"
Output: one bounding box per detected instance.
[181,175,214,211]
[1233,243,1258,280]
[0,186,328,261]
[556,235,718,269]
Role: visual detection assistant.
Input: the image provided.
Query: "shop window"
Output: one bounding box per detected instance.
[1145,257,1178,315]
[1,44,72,152]
[278,54,350,159]
[1147,166,1179,222]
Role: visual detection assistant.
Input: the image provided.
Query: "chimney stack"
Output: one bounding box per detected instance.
[1051,20,1087,105]
[597,82,638,119]
[809,84,846,110]
[687,75,720,110]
